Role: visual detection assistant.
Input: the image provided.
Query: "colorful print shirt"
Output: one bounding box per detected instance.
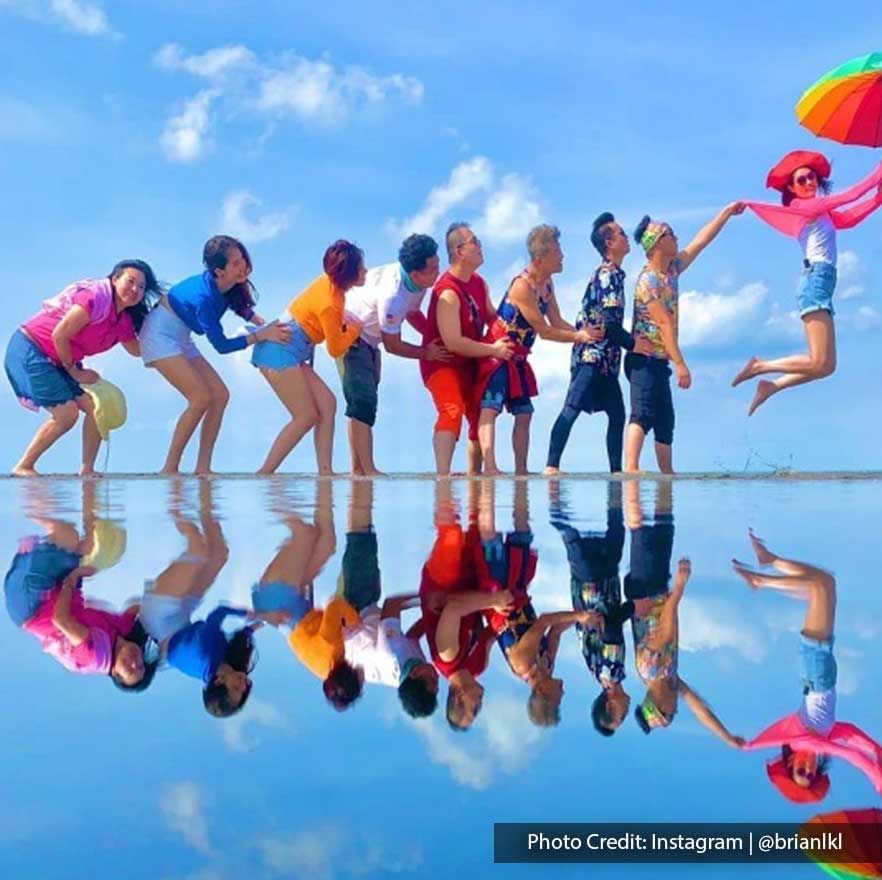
[631,258,682,360]
[631,594,678,684]
[495,272,551,351]
[572,261,635,376]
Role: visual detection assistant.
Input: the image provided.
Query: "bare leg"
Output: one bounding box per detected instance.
[152,356,212,474]
[513,412,531,476]
[349,419,383,476]
[190,357,230,476]
[433,431,457,477]
[77,394,102,476]
[305,367,337,476]
[13,401,79,476]
[257,366,317,475]
[746,313,836,415]
[655,442,673,475]
[478,408,503,475]
[624,478,643,531]
[624,422,646,473]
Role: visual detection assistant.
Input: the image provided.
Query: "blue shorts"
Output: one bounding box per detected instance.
[797,262,837,318]
[251,581,313,626]
[4,540,81,626]
[5,330,84,410]
[251,320,314,370]
[565,363,625,418]
[624,353,674,445]
[800,635,837,692]
[479,363,534,416]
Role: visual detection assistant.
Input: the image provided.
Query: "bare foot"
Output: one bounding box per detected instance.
[748,380,776,416]
[731,559,762,589]
[11,466,38,477]
[748,529,775,565]
[159,466,180,476]
[732,356,760,388]
[195,469,216,478]
[482,467,506,477]
[359,469,386,478]
[543,467,564,476]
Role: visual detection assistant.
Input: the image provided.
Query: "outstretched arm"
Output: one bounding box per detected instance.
[832,183,882,229]
[679,202,745,272]
[680,680,745,748]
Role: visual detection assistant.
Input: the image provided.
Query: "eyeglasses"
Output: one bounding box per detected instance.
[794,171,817,187]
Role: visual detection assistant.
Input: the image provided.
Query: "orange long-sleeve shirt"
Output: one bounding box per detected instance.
[288,596,359,679]
[287,274,360,358]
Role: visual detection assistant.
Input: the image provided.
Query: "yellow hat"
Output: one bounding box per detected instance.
[81,518,127,572]
[84,379,127,440]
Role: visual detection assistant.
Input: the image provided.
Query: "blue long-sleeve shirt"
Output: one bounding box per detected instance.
[167,605,248,682]
[168,271,254,355]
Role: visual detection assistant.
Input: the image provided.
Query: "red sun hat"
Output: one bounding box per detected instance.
[766,151,832,192]
[766,758,831,803]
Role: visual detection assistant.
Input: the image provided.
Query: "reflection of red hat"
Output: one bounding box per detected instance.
[766,758,831,803]
[766,151,832,192]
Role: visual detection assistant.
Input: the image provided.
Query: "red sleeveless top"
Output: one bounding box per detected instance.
[420,270,489,383]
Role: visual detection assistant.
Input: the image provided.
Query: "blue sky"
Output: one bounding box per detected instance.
[2,1,882,474]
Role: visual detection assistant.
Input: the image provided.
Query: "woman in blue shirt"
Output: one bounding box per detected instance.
[140,236,290,474]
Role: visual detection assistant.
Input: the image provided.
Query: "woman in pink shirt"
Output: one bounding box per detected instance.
[5,259,160,476]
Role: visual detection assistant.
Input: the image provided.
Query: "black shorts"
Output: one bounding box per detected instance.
[565,363,625,418]
[624,515,674,600]
[624,353,674,445]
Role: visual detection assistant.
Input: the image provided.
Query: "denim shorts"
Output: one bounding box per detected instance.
[624,353,674,445]
[251,320,314,370]
[797,262,837,318]
[140,301,201,366]
[800,634,837,692]
[4,540,81,626]
[338,338,381,426]
[251,581,313,626]
[479,363,534,416]
[5,329,84,410]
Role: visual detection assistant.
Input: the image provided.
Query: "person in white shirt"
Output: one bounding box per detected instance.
[340,234,450,475]
[343,592,440,718]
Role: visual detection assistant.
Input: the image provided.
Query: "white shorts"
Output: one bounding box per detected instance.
[140,588,203,644]
[140,301,201,366]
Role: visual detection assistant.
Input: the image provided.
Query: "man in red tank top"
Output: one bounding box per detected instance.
[420,222,513,475]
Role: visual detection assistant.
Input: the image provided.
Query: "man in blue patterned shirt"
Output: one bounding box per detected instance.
[545,213,652,472]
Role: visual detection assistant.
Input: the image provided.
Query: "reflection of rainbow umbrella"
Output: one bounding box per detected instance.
[800,808,882,879]
[797,53,882,147]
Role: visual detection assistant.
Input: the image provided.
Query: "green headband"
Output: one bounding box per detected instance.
[640,221,670,254]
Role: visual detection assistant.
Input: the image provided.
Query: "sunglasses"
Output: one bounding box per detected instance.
[794,171,817,187]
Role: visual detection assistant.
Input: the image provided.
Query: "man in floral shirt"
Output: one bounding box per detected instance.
[545,213,651,473]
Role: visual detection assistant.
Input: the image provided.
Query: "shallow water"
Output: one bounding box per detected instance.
[1,476,879,879]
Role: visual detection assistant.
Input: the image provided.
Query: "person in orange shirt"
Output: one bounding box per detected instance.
[288,593,363,711]
[252,240,366,474]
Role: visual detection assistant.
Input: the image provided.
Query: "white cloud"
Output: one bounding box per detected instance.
[159,89,219,163]
[390,157,493,238]
[219,190,293,245]
[415,718,492,789]
[839,284,864,301]
[0,96,57,142]
[476,173,542,245]
[256,56,422,126]
[837,249,860,279]
[154,43,255,79]
[679,597,766,662]
[220,696,288,752]
[160,782,213,855]
[49,0,109,35]
[853,305,881,332]
[679,282,768,348]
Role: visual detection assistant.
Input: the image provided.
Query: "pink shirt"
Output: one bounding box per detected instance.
[22,278,136,365]
[23,586,138,675]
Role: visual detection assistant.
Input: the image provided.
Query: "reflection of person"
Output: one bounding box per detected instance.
[551,481,633,736]
[340,234,446,475]
[5,261,159,476]
[545,214,652,475]
[140,481,255,717]
[625,204,743,473]
[4,487,153,688]
[731,533,882,802]
[412,482,504,730]
[737,155,882,415]
[475,225,600,475]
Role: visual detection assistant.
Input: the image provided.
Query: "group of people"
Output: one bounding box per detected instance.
[5,152,882,477]
[6,477,881,808]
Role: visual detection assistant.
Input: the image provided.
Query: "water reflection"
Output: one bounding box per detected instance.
[2,476,881,877]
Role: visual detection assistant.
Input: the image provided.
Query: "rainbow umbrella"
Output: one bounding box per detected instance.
[797,53,882,147]
[800,807,882,879]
